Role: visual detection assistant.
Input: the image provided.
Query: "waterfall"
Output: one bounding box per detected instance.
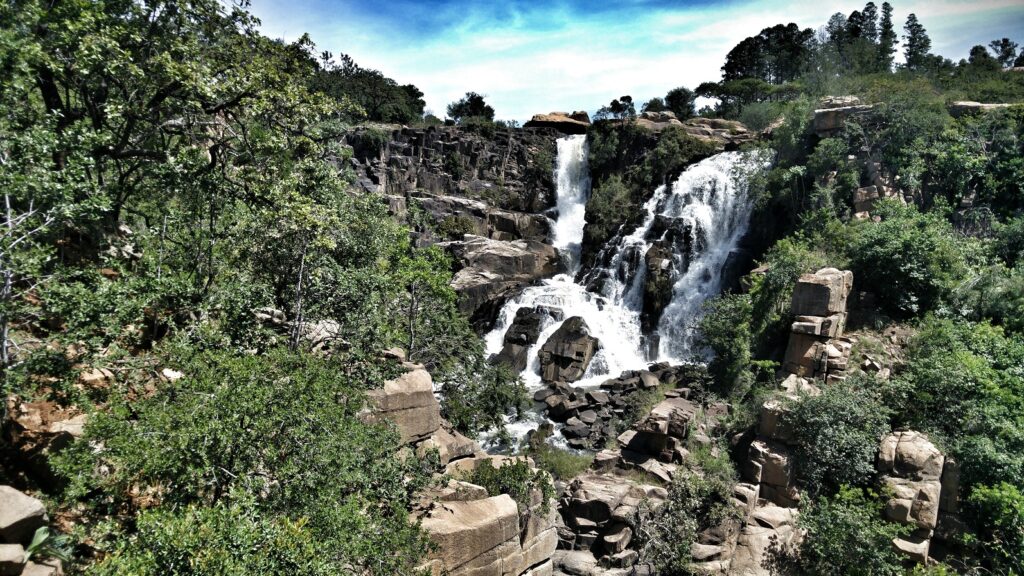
[484,135,645,391]
[483,138,768,448]
[590,150,772,361]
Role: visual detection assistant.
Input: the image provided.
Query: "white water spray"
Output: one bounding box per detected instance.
[483,138,769,448]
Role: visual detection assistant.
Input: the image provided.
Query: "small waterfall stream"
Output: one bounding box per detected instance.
[482,135,769,448]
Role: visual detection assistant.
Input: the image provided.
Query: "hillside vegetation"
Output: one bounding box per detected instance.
[1,0,1024,575]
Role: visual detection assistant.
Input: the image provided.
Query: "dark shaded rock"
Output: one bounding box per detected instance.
[539,317,601,383]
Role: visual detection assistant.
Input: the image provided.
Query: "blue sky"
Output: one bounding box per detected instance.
[249,0,1024,121]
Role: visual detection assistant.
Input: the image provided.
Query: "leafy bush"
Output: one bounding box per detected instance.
[439,362,527,438]
[91,497,341,576]
[845,200,973,317]
[55,346,433,573]
[697,293,753,397]
[782,486,909,576]
[582,174,632,247]
[467,458,554,516]
[964,482,1024,574]
[882,318,1024,491]
[747,236,829,354]
[785,378,891,495]
[633,455,737,575]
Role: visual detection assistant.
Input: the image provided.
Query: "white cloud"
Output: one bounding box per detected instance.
[249,0,1024,122]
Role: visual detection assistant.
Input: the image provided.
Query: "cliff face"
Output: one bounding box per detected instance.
[346,126,564,328]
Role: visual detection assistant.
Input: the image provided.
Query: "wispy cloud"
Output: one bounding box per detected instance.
[249,0,1024,121]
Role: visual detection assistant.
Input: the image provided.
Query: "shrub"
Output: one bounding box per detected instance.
[633,454,737,575]
[91,497,340,576]
[964,482,1024,574]
[845,200,973,317]
[784,378,891,495]
[467,458,554,516]
[55,346,433,574]
[697,293,753,398]
[781,486,909,576]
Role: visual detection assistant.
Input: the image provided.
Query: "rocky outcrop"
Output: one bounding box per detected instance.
[877,431,960,563]
[947,101,1016,117]
[555,473,666,572]
[0,487,62,576]
[362,352,556,576]
[641,244,673,333]
[524,112,591,135]
[813,100,876,137]
[632,113,755,150]
[443,235,561,326]
[346,126,558,215]
[417,490,557,576]
[782,268,854,382]
[535,364,709,450]
[412,192,552,243]
[493,306,564,372]
[362,363,441,444]
[538,317,600,384]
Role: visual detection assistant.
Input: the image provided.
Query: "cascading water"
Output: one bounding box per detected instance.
[482,137,769,448]
[589,151,772,362]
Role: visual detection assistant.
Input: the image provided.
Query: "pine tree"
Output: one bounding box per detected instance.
[902,13,931,71]
[862,2,879,42]
[877,2,897,71]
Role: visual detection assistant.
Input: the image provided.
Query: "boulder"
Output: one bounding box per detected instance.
[0,544,25,576]
[730,504,801,576]
[893,530,931,564]
[417,423,478,465]
[493,306,561,371]
[813,104,875,136]
[818,95,862,109]
[0,486,48,544]
[853,185,881,213]
[444,236,561,324]
[554,550,599,576]
[563,474,635,526]
[363,366,441,444]
[744,441,799,507]
[538,317,600,383]
[790,268,853,317]
[883,477,941,530]
[523,112,590,135]
[790,314,845,338]
[641,244,673,332]
[878,431,944,480]
[418,495,521,575]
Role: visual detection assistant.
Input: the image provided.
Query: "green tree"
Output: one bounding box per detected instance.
[989,38,1020,68]
[785,379,891,495]
[903,13,932,71]
[641,97,667,113]
[446,91,495,122]
[845,201,971,317]
[965,482,1024,574]
[664,86,697,119]
[861,2,879,42]
[697,293,752,397]
[877,2,897,71]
